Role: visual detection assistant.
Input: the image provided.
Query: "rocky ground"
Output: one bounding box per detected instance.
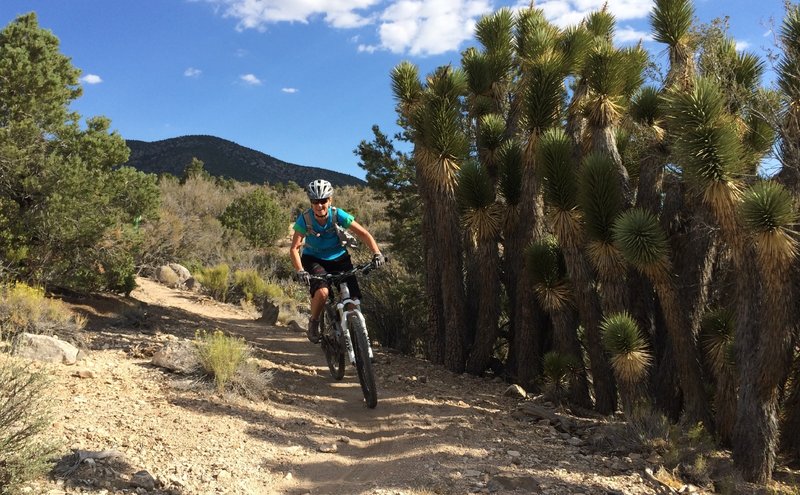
[19,277,798,494]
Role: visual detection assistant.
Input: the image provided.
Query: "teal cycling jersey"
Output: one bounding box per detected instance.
[294,207,354,260]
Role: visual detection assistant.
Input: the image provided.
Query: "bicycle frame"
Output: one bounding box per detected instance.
[325,270,373,365]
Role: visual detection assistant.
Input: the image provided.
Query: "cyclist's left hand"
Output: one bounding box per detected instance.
[372,252,386,268]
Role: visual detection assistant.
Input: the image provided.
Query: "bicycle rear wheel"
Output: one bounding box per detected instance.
[348,312,377,408]
[322,307,345,380]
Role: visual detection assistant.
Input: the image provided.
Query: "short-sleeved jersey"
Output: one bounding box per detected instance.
[293,207,355,260]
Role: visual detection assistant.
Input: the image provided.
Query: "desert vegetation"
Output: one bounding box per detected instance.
[3,1,800,493]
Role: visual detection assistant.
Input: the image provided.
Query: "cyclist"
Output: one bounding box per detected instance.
[289,179,386,343]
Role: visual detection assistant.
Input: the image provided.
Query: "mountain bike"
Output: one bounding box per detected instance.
[310,260,381,408]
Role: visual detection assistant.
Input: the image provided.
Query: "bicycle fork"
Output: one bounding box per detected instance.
[338,304,374,365]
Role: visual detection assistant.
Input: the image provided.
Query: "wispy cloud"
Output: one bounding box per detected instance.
[735,40,751,51]
[616,26,652,44]
[282,87,298,93]
[206,0,656,56]
[184,67,202,77]
[80,74,103,84]
[240,73,262,85]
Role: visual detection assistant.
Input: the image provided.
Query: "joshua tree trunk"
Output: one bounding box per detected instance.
[551,308,592,409]
[416,176,446,364]
[465,237,501,375]
[561,247,618,414]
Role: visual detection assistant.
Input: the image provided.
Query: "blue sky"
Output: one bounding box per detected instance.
[0,0,789,180]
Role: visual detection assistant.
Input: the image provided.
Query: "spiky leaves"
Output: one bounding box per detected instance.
[579,152,625,278]
[740,181,799,272]
[413,67,470,193]
[601,312,652,384]
[498,139,524,207]
[391,61,422,121]
[650,0,694,49]
[521,50,567,143]
[458,160,502,243]
[538,128,582,248]
[700,308,736,375]
[778,4,800,104]
[584,8,615,41]
[665,78,743,230]
[650,0,695,90]
[542,351,582,398]
[583,41,626,129]
[526,236,571,312]
[612,208,671,283]
[478,113,506,173]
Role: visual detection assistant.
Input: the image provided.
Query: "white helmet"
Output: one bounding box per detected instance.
[307,179,333,200]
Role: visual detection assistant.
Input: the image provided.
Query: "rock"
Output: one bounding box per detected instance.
[14,333,81,365]
[155,265,180,287]
[503,384,526,398]
[487,474,540,493]
[184,277,199,291]
[130,470,156,490]
[168,263,191,283]
[318,443,338,453]
[72,370,95,379]
[151,340,200,374]
[260,299,279,324]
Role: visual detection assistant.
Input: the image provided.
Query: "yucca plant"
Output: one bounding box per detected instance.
[699,308,736,375]
[542,350,582,402]
[538,127,583,249]
[457,161,503,243]
[665,77,744,234]
[612,208,712,427]
[739,181,799,274]
[526,236,571,312]
[650,0,695,90]
[476,113,507,176]
[601,312,652,385]
[579,152,626,283]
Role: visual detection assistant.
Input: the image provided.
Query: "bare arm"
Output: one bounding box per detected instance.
[348,220,381,255]
[289,231,305,271]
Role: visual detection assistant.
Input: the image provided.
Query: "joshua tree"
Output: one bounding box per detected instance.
[601,312,652,413]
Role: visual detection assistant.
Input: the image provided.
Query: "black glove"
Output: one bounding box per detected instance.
[372,253,386,268]
[295,270,310,285]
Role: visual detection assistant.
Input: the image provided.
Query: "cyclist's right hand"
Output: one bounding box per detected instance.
[295,270,311,285]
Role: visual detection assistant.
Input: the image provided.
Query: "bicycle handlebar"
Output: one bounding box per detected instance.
[308,257,388,284]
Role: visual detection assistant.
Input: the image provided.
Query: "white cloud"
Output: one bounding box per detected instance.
[80,74,103,84]
[240,73,262,85]
[616,25,652,44]
[206,0,656,56]
[735,40,751,51]
[184,67,202,77]
[207,0,379,30]
[282,87,298,93]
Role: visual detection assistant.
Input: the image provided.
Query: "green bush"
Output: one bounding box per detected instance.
[0,283,85,342]
[219,188,286,247]
[0,356,57,494]
[233,269,269,303]
[196,264,231,302]
[194,329,249,392]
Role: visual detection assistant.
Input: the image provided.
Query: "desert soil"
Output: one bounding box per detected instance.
[24,277,688,495]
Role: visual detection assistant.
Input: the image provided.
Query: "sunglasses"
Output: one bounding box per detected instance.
[311,198,329,205]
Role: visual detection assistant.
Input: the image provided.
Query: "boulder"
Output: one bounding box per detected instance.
[151,340,200,374]
[14,333,81,365]
[168,263,191,283]
[155,265,180,287]
[259,299,279,325]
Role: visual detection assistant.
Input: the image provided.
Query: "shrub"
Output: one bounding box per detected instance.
[219,188,286,247]
[0,283,85,342]
[233,269,269,304]
[193,329,271,397]
[196,264,231,302]
[0,356,57,494]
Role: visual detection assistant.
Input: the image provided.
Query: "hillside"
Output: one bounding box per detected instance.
[124,135,366,187]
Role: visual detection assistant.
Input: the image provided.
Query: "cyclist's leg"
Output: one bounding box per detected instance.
[329,253,362,301]
[301,255,329,342]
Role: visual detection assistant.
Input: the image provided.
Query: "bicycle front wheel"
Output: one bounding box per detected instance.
[347,312,377,408]
[322,307,345,380]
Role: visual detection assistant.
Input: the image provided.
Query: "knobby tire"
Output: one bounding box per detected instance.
[348,313,377,408]
[322,306,345,380]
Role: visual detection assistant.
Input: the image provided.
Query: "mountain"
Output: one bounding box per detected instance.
[122,135,365,187]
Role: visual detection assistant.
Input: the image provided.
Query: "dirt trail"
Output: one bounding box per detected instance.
[29,277,667,495]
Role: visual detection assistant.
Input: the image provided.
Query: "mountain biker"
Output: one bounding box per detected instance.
[289,179,386,343]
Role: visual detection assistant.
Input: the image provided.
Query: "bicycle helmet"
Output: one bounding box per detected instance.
[307,179,333,200]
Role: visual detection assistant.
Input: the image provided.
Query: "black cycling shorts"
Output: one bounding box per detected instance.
[301,252,362,300]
